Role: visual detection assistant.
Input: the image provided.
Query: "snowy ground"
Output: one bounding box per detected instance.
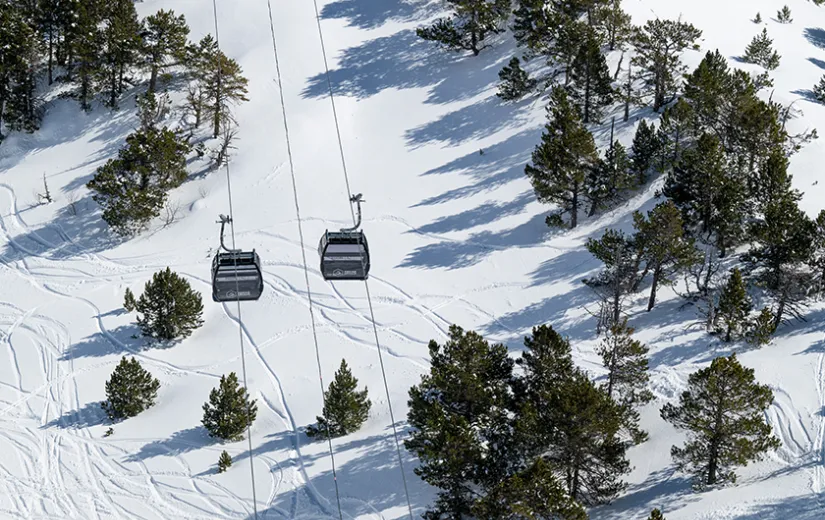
[0,0,823,518]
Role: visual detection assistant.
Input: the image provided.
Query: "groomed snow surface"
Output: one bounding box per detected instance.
[0,0,823,518]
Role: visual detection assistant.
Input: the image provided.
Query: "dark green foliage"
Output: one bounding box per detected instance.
[586,139,632,216]
[630,120,659,184]
[648,509,666,520]
[742,29,781,71]
[633,201,700,311]
[217,450,232,472]
[597,319,653,442]
[123,287,136,312]
[141,9,190,92]
[72,0,104,111]
[525,86,599,228]
[567,30,614,124]
[416,0,511,56]
[133,267,204,341]
[136,90,172,131]
[753,12,762,23]
[405,325,514,518]
[187,35,249,137]
[777,5,792,23]
[715,268,752,342]
[632,19,702,111]
[658,98,696,166]
[682,50,732,133]
[584,229,640,330]
[594,0,633,50]
[101,356,160,421]
[496,56,536,101]
[202,372,258,442]
[810,210,825,294]
[661,354,781,488]
[87,126,191,235]
[306,359,371,439]
[516,325,629,504]
[743,156,815,329]
[472,458,588,520]
[663,133,747,253]
[813,75,825,103]
[0,3,41,139]
[97,0,142,109]
[746,307,776,346]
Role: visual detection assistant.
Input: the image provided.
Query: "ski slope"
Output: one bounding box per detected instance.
[0,0,823,517]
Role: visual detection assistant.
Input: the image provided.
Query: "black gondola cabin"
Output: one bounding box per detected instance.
[318,230,370,280]
[212,250,264,302]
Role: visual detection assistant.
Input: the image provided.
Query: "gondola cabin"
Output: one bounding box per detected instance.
[318,230,370,280]
[212,250,264,302]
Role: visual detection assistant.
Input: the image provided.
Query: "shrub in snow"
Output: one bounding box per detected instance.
[306,359,371,439]
[101,356,160,421]
[202,372,257,442]
[217,450,232,472]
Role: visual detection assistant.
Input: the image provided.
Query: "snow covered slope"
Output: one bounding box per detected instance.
[0,0,823,518]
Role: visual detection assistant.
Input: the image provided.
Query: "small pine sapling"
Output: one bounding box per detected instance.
[753,12,762,23]
[813,75,825,103]
[123,288,136,312]
[746,307,776,347]
[496,56,537,101]
[217,450,232,472]
[715,268,753,342]
[777,5,792,23]
[101,357,161,421]
[742,29,781,70]
[306,359,371,439]
[134,267,204,341]
[202,372,258,441]
[38,174,53,204]
[648,509,665,520]
[104,427,114,437]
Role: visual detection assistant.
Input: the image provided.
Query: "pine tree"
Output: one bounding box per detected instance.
[746,307,776,347]
[658,98,696,166]
[631,19,702,111]
[597,319,653,442]
[567,29,614,124]
[133,267,204,341]
[682,50,732,134]
[663,133,747,253]
[97,0,142,109]
[217,450,232,472]
[777,5,792,23]
[661,354,781,488]
[525,86,599,229]
[141,9,190,92]
[123,287,136,312]
[648,509,666,520]
[306,359,371,438]
[585,139,632,215]
[630,120,659,184]
[813,75,825,103]
[715,268,752,342]
[188,35,250,138]
[753,12,762,23]
[0,3,40,140]
[594,0,633,51]
[87,126,191,235]
[72,0,104,111]
[810,210,825,294]
[136,90,172,131]
[515,325,629,505]
[202,372,258,442]
[633,201,700,311]
[406,325,514,518]
[416,0,511,56]
[743,29,781,71]
[585,229,640,330]
[496,56,536,101]
[101,356,160,421]
[471,458,588,520]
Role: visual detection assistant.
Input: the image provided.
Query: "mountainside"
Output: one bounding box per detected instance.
[0,0,824,518]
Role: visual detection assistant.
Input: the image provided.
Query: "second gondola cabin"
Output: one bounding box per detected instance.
[318,230,370,280]
[212,250,264,302]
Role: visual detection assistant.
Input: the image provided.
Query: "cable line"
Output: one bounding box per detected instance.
[309,1,415,518]
[265,1,345,518]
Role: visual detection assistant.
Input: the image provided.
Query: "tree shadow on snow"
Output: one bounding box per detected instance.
[589,466,698,520]
[41,401,107,430]
[301,28,513,106]
[808,57,825,69]
[59,324,157,361]
[413,191,534,235]
[404,94,536,148]
[247,426,432,519]
[0,193,123,263]
[397,213,549,270]
[319,0,440,30]
[413,127,543,207]
[124,426,210,462]
[804,28,825,50]
[731,494,824,520]
[791,88,819,103]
